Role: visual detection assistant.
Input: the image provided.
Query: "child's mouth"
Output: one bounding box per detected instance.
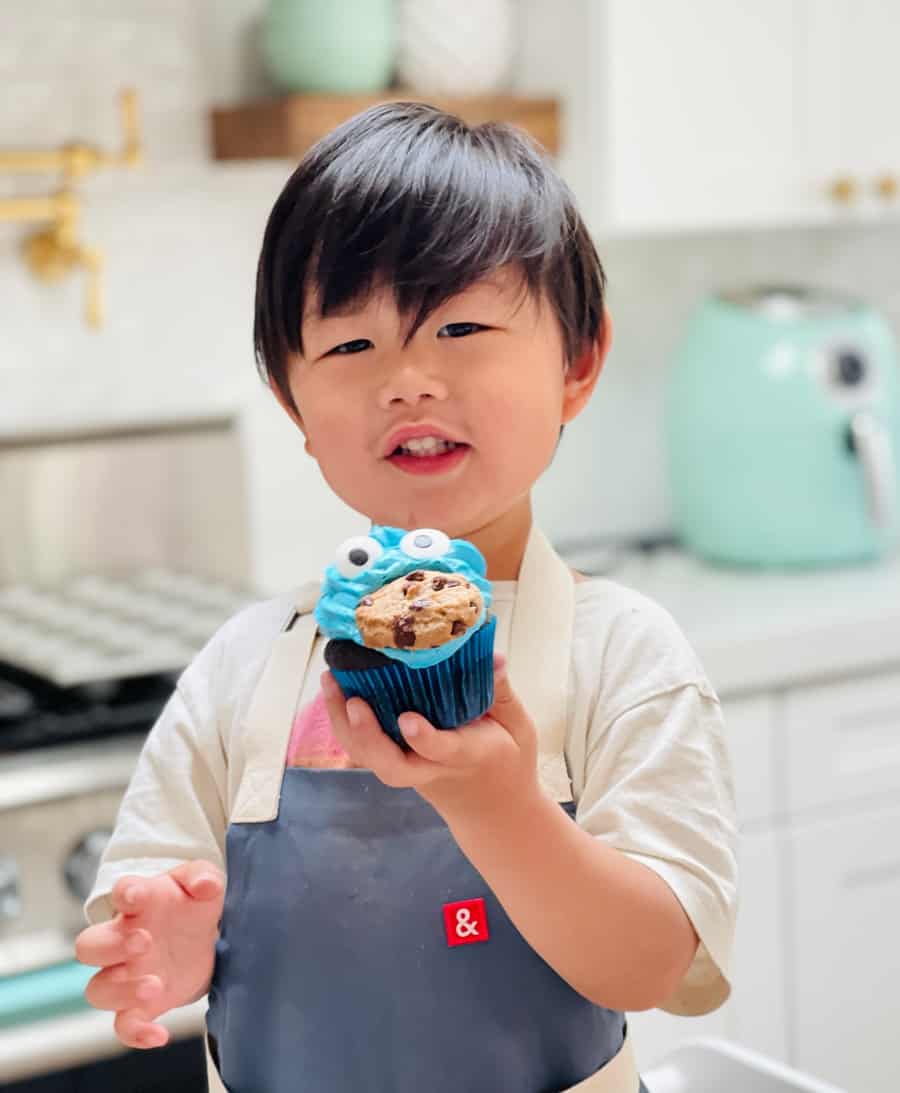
[387,438,470,476]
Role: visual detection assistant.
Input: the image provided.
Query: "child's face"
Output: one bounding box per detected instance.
[282,266,606,537]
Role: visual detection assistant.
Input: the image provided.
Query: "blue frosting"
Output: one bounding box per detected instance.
[315,526,492,669]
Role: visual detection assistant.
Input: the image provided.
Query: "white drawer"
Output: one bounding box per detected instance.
[722,694,777,826]
[783,670,900,816]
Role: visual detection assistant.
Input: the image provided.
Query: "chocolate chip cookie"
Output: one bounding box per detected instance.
[354,569,483,651]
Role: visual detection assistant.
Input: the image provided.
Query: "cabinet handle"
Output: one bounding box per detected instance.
[873,173,898,201]
[827,176,859,205]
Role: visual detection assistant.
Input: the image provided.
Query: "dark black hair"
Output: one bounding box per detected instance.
[254,101,607,411]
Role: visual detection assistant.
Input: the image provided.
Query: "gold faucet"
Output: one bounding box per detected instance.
[0,89,142,329]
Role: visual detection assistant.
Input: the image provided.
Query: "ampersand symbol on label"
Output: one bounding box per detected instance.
[455,908,479,938]
[443,897,489,947]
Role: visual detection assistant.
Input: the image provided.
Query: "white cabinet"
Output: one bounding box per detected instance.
[628,669,900,1091]
[587,1,799,233]
[728,829,789,1063]
[798,0,900,222]
[783,671,900,817]
[782,671,900,1093]
[520,0,900,233]
[790,802,900,1093]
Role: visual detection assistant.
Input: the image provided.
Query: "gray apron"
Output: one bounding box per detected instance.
[205,527,644,1093]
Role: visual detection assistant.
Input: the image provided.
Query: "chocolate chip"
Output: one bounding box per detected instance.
[410,598,432,610]
[469,602,477,608]
[393,616,417,647]
[451,619,467,636]
[445,580,460,587]
[360,596,374,606]
[406,570,426,582]
[432,577,446,591]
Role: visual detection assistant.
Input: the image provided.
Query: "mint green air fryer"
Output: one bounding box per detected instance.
[666,286,900,567]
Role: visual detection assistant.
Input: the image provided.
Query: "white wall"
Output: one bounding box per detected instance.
[3,1,899,590]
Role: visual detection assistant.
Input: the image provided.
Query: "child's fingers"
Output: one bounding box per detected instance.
[399,712,508,773]
[84,968,163,1012]
[321,672,434,784]
[74,919,131,967]
[167,860,225,902]
[113,1008,170,1050]
[75,918,152,966]
[110,875,150,917]
[398,714,464,765]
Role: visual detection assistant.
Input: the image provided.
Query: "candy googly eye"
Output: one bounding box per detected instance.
[334,536,384,578]
[400,528,451,560]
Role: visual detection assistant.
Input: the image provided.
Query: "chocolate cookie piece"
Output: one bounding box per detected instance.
[323,638,393,671]
[354,569,483,652]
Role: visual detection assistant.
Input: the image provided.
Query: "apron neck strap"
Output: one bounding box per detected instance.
[507,524,575,802]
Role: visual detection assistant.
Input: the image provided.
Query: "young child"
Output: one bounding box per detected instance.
[75,102,738,1093]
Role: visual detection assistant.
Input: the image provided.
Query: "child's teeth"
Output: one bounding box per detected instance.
[401,437,456,455]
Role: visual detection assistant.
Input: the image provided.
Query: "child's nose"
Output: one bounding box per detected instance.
[376,360,449,409]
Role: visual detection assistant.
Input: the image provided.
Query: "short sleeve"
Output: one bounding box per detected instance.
[576,683,739,1015]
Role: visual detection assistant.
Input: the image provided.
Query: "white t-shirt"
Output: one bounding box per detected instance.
[86,577,738,1018]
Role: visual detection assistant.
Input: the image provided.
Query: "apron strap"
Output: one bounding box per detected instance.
[507,525,575,803]
[230,583,319,822]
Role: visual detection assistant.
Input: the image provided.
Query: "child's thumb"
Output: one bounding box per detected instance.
[168,860,225,902]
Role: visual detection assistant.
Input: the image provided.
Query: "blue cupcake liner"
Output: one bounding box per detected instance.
[331,615,497,748]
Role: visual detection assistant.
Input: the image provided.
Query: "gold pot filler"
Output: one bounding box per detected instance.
[0,88,142,329]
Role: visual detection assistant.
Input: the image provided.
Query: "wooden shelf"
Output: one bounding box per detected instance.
[209,92,561,161]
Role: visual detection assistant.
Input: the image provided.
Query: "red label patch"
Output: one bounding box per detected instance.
[443,897,489,947]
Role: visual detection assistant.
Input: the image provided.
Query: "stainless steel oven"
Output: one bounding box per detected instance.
[0,418,253,1089]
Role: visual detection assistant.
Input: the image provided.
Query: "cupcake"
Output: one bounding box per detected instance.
[316,526,496,747]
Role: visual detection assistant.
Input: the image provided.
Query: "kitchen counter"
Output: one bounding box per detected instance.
[605,548,900,696]
[0,997,205,1083]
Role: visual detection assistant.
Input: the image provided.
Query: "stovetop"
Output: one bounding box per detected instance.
[0,567,254,754]
[0,662,175,755]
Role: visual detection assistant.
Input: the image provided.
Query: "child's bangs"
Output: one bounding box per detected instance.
[304,125,566,347]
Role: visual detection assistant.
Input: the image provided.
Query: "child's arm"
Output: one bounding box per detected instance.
[322,658,736,1014]
[75,620,237,1047]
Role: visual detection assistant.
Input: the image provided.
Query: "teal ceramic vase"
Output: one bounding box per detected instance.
[262,0,395,93]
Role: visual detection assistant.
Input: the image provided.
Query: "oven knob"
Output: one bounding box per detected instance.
[0,858,21,920]
[63,829,113,903]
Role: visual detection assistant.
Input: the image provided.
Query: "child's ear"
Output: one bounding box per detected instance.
[272,383,314,455]
[561,307,613,424]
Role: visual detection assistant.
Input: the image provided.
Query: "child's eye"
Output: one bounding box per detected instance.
[438,322,484,338]
[328,339,372,356]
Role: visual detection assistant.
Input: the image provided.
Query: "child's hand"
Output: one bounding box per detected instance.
[75,860,225,1049]
[321,655,541,820]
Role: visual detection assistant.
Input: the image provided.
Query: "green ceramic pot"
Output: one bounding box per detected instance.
[262,0,396,93]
